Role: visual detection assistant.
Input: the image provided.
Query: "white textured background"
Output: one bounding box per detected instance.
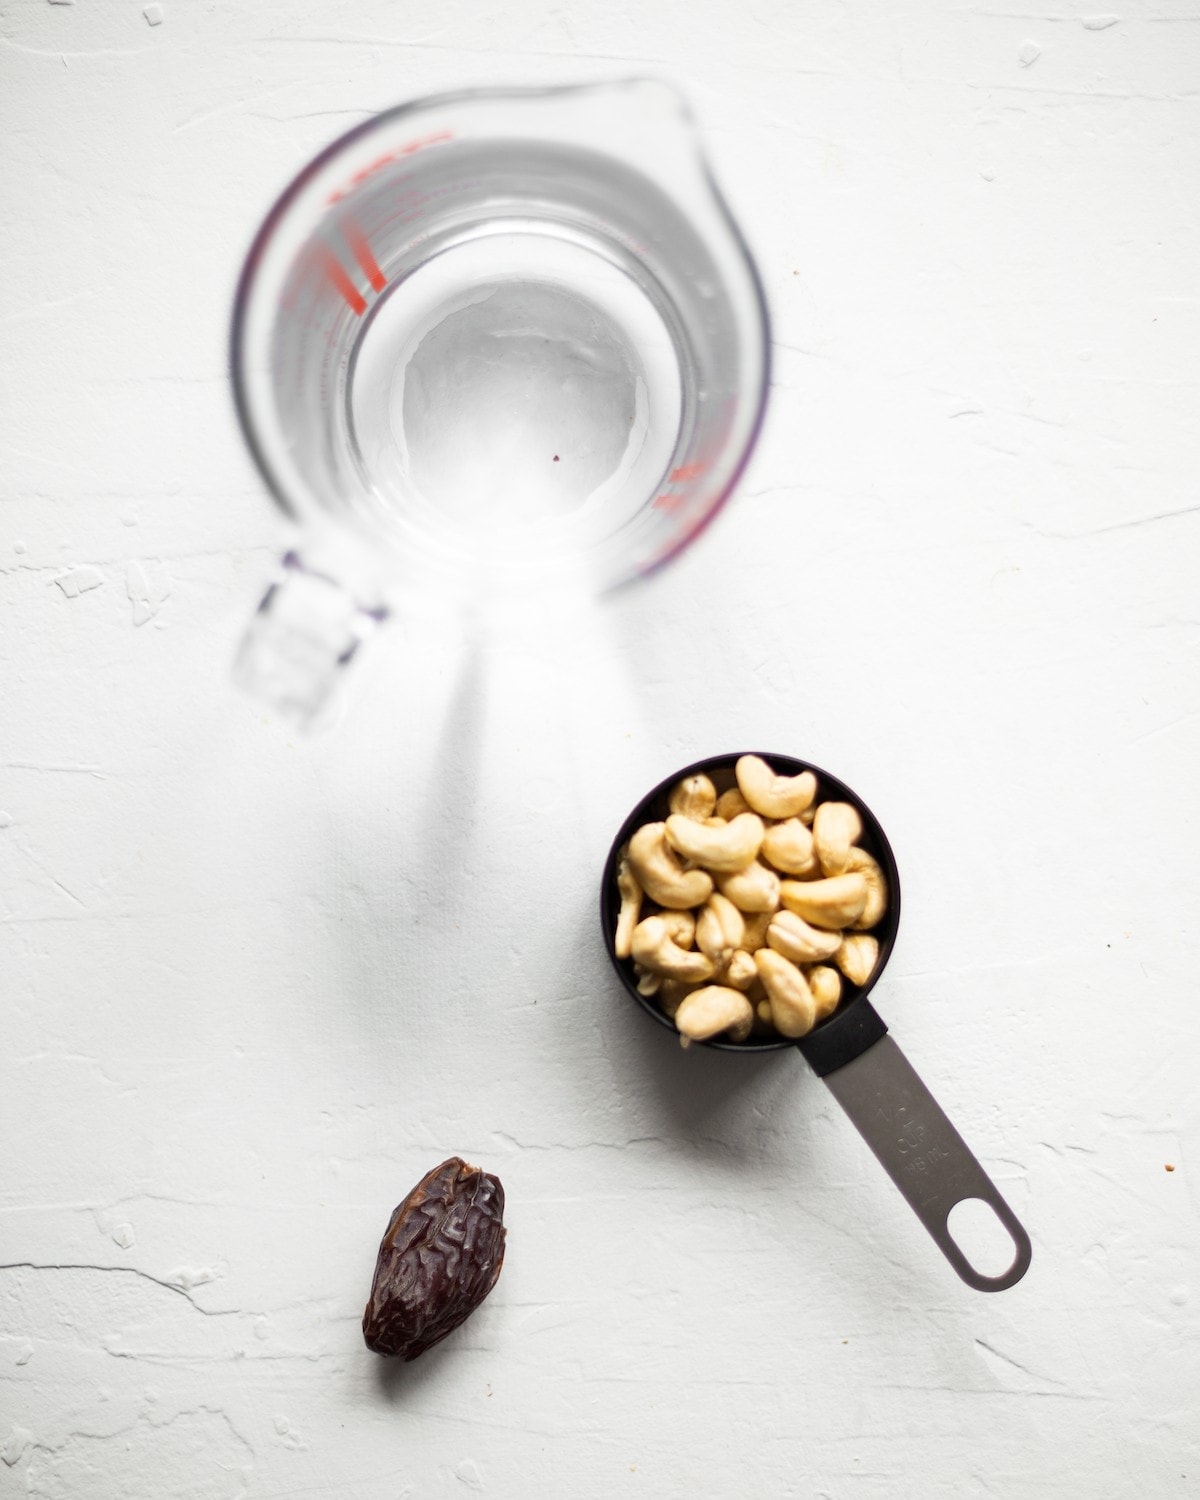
[2,0,1198,1496]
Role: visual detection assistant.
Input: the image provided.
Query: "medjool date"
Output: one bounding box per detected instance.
[362,1157,506,1361]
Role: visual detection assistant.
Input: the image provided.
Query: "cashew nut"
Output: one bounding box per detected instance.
[844,846,888,930]
[735,755,817,820]
[761,818,818,876]
[808,965,842,1021]
[780,873,868,928]
[659,976,704,1019]
[835,932,879,987]
[614,850,643,960]
[738,910,773,952]
[627,822,714,910]
[669,773,717,821]
[715,859,781,914]
[631,916,715,982]
[658,908,697,950]
[696,893,746,965]
[721,948,758,991]
[635,967,662,997]
[715,786,752,820]
[675,986,754,1043]
[766,909,843,963]
[813,801,863,876]
[665,812,764,873]
[754,949,817,1038]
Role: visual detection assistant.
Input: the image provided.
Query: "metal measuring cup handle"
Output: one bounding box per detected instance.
[799,998,1033,1292]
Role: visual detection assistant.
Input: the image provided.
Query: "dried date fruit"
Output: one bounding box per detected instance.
[362,1156,506,1361]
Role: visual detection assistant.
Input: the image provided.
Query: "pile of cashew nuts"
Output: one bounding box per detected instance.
[614,755,888,1046]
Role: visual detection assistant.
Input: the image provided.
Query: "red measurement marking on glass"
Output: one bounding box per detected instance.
[345,222,386,292]
[655,397,739,525]
[653,461,709,509]
[316,244,366,316]
[327,130,454,205]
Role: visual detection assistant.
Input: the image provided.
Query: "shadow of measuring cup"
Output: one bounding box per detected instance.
[600,751,1033,1294]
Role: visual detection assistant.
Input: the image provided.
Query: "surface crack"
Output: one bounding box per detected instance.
[0,1262,247,1318]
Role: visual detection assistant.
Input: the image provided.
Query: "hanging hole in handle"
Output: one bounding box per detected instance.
[947,1197,1025,1282]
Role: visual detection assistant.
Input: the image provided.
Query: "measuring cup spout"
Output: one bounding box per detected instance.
[543,78,705,185]
[233,552,387,728]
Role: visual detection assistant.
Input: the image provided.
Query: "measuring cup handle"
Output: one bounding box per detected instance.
[801,1002,1033,1293]
[233,551,388,729]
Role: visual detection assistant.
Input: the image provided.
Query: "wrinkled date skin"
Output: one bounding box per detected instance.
[362,1157,506,1361]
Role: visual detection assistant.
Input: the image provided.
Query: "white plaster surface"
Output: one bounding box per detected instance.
[2,1,1199,1495]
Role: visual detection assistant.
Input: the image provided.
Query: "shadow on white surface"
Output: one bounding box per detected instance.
[407,629,488,896]
[370,1335,468,1404]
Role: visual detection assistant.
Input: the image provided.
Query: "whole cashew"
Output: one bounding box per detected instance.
[635,967,662,997]
[721,948,758,991]
[808,965,843,1021]
[658,908,697,950]
[754,948,817,1038]
[835,932,879,987]
[766,909,843,963]
[627,912,714,984]
[761,818,818,876]
[665,812,764,873]
[675,985,754,1043]
[696,893,746,965]
[735,755,817,820]
[780,873,868,928]
[715,859,781,914]
[668,773,717,821]
[614,851,643,960]
[631,916,715,982]
[715,786,752,821]
[813,801,863,876]
[627,823,714,910]
[845,847,888,930]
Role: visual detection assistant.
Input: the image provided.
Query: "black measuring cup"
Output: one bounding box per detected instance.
[601,751,1032,1293]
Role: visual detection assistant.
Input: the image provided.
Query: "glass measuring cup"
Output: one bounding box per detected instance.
[230,81,771,723]
[601,752,1033,1293]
